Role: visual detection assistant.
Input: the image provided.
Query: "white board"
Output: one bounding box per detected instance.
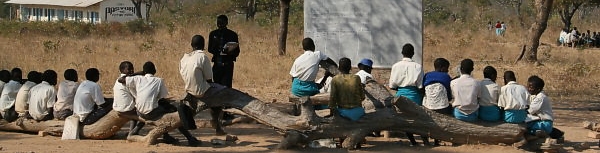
[100,0,147,23]
[304,0,423,68]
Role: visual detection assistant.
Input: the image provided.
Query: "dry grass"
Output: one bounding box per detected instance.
[0,20,599,103]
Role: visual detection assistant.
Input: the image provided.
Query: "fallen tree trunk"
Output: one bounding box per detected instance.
[0,79,526,148]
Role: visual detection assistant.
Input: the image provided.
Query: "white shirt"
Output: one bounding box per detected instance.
[0,80,22,112]
[113,74,136,112]
[15,81,37,113]
[389,58,423,89]
[28,81,57,120]
[316,76,332,93]
[478,78,499,107]
[355,70,373,84]
[126,74,168,114]
[526,91,553,122]
[54,80,79,112]
[498,81,529,110]
[180,50,213,97]
[423,83,449,110]
[289,51,328,82]
[451,74,480,114]
[73,80,106,122]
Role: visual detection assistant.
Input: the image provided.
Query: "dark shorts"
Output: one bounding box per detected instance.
[138,100,177,121]
[431,105,452,116]
[1,106,19,122]
[54,109,73,120]
[82,106,112,125]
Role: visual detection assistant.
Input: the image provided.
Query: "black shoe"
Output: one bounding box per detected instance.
[163,134,179,144]
[188,137,201,147]
[222,112,236,121]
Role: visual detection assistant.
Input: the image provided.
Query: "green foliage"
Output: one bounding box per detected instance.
[42,40,60,52]
[126,19,154,34]
[423,0,452,26]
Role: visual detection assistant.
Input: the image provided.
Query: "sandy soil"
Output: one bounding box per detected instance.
[2,94,600,153]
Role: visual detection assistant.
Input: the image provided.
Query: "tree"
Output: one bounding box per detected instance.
[525,0,553,63]
[277,0,291,55]
[131,0,143,19]
[555,0,585,30]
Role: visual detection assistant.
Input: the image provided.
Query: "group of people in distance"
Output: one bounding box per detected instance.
[488,21,507,36]
[558,27,600,48]
[289,37,559,147]
[0,14,240,146]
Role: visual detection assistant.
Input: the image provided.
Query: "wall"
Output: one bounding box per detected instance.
[304,0,423,68]
[99,0,147,23]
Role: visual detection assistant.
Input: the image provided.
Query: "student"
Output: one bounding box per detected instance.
[389,43,424,146]
[478,66,500,122]
[329,57,365,121]
[495,21,502,36]
[73,68,110,125]
[112,61,140,136]
[53,69,79,120]
[28,70,57,121]
[356,58,374,84]
[0,70,9,93]
[15,71,42,118]
[525,75,554,136]
[0,68,23,122]
[497,71,529,123]
[422,58,452,146]
[290,38,336,109]
[122,62,199,146]
[180,35,227,136]
[451,59,480,122]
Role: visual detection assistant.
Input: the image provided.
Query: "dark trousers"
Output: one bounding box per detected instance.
[1,106,18,122]
[54,109,73,120]
[82,106,111,125]
[212,61,234,88]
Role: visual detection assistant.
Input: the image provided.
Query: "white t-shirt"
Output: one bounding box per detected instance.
[113,74,136,112]
[180,50,213,97]
[73,80,106,122]
[126,74,168,115]
[0,80,22,112]
[526,91,553,122]
[54,80,79,112]
[478,78,499,107]
[355,70,373,84]
[451,74,480,114]
[28,81,57,120]
[498,81,529,110]
[289,51,328,82]
[15,81,37,113]
[389,58,423,89]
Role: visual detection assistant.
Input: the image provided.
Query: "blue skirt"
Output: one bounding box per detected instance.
[527,120,553,135]
[291,78,320,97]
[504,109,527,123]
[478,105,500,122]
[396,86,423,106]
[338,107,365,121]
[454,107,478,122]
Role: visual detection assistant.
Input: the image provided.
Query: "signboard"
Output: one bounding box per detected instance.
[100,0,147,23]
[304,0,423,68]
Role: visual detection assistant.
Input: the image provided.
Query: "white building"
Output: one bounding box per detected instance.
[5,0,147,23]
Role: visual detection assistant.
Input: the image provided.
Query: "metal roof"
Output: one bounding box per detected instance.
[5,0,104,7]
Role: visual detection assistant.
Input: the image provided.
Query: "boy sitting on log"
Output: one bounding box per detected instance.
[14,71,41,120]
[422,58,453,146]
[498,71,529,124]
[28,70,57,121]
[525,75,554,136]
[328,57,365,121]
[0,68,23,122]
[478,66,500,122]
[73,68,112,125]
[451,59,480,122]
[53,69,79,120]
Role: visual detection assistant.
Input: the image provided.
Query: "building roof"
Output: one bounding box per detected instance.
[5,0,104,7]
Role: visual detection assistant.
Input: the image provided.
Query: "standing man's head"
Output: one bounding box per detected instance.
[527,75,545,95]
[302,38,316,51]
[357,58,373,73]
[459,59,474,75]
[42,70,58,85]
[483,66,497,82]
[401,43,414,58]
[28,71,42,84]
[503,71,516,85]
[0,70,10,83]
[217,15,228,29]
[119,61,134,75]
[143,61,157,75]
[191,35,205,50]
[433,58,450,73]
[11,68,22,82]
[338,57,352,74]
[64,69,78,82]
[86,68,100,82]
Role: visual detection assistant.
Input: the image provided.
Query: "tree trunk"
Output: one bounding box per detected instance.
[277,0,291,55]
[131,0,143,19]
[525,0,553,63]
[246,0,257,20]
[558,2,583,30]
[145,0,153,22]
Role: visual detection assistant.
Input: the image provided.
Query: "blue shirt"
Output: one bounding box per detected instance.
[423,71,452,100]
